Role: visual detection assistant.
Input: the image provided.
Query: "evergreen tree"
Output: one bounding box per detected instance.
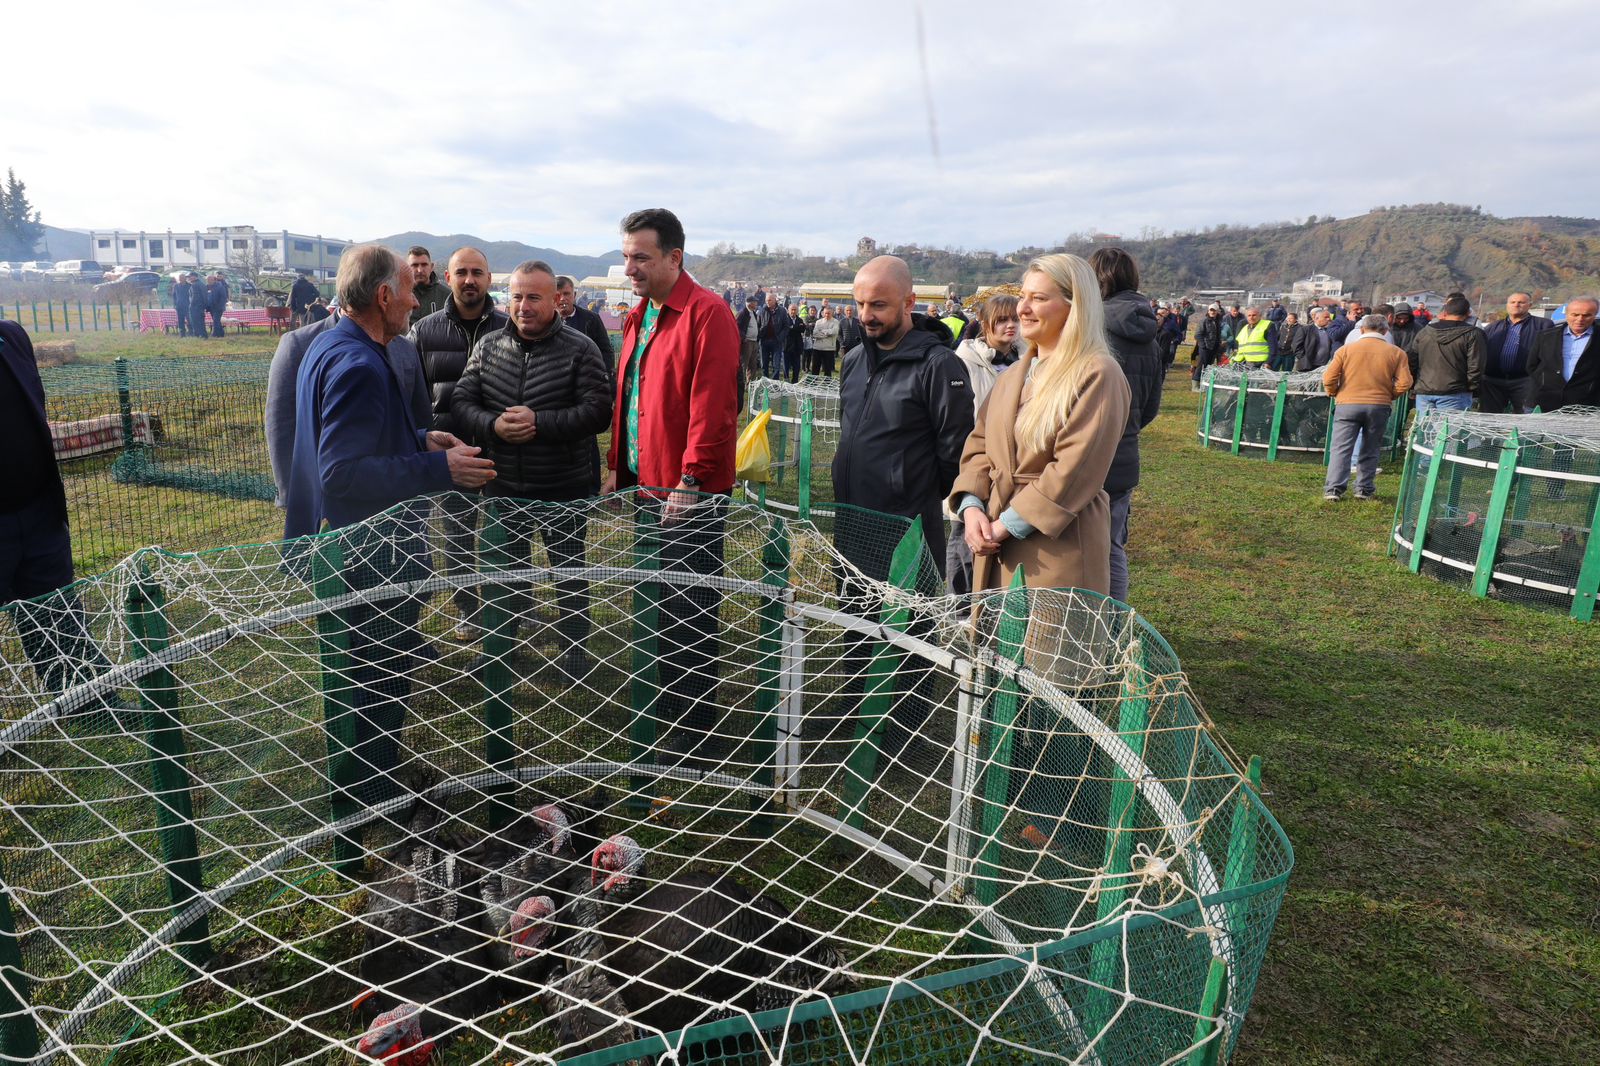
[0,169,46,260]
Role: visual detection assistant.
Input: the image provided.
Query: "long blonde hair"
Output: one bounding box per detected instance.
[1015,253,1111,451]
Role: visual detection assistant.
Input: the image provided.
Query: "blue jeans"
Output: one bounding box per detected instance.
[1415,392,1473,415]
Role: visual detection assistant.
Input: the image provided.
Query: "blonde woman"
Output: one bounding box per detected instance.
[949,254,1131,595]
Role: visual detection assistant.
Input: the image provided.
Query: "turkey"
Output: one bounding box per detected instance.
[574,834,858,1035]
[352,804,502,1058]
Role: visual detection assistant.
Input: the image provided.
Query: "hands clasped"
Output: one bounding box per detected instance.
[963,508,1010,557]
[494,405,537,444]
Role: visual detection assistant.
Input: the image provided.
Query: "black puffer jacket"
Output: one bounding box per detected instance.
[408,296,509,439]
[452,317,612,501]
[833,314,973,565]
[1101,290,1160,495]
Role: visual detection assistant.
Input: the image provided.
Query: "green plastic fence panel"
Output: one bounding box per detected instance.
[310,539,362,872]
[476,503,518,829]
[1388,422,1420,559]
[125,561,213,966]
[751,513,791,833]
[1409,417,1449,574]
[797,396,814,522]
[1471,431,1521,599]
[756,386,771,510]
[1199,368,1216,446]
[629,501,663,807]
[1186,956,1230,1066]
[835,521,925,832]
[1085,638,1152,1035]
[1229,371,1248,455]
[0,853,38,1060]
[1570,488,1600,622]
[1266,377,1288,462]
[973,566,1029,915]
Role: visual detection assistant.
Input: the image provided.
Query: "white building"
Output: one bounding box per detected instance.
[1290,273,1346,301]
[87,225,356,279]
[1389,290,1446,313]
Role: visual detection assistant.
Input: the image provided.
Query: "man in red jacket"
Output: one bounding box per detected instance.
[602,208,740,767]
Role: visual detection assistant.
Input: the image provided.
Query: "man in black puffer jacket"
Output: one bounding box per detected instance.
[451,260,612,680]
[1089,249,1160,604]
[409,247,509,640]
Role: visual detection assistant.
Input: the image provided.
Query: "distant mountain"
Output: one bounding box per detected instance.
[31,225,90,261]
[368,231,623,279]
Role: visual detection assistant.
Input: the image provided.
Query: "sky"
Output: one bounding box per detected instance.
[5,0,1596,258]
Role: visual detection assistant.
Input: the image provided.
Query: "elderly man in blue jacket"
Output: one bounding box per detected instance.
[285,243,494,805]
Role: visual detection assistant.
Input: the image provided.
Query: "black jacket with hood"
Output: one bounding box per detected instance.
[1408,319,1485,395]
[1100,290,1160,495]
[833,313,972,566]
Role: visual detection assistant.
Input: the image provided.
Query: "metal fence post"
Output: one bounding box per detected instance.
[125,559,214,966]
[1470,430,1521,598]
[1266,377,1289,462]
[797,396,814,522]
[752,512,791,835]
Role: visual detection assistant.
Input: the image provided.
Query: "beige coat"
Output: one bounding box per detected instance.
[948,349,1131,595]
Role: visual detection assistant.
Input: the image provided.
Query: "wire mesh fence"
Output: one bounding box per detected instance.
[741,377,843,527]
[1390,406,1600,618]
[42,355,282,576]
[1195,365,1410,463]
[0,492,1290,1065]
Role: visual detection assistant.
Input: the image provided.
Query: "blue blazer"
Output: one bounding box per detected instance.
[0,321,66,522]
[284,316,451,538]
[266,316,432,507]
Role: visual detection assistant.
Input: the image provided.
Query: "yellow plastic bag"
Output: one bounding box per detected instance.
[736,409,772,482]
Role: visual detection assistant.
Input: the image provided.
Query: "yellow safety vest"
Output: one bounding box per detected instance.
[1235,321,1273,363]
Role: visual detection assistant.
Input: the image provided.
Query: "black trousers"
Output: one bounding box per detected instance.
[208,307,225,338]
[618,477,728,739]
[1480,375,1536,414]
[0,495,106,696]
[492,499,592,648]
[175,304,190,336]
[188,307,208,338]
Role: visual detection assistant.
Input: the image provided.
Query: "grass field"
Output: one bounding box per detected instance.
[1131,374,1600,1064]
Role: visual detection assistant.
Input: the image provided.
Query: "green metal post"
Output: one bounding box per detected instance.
[835,521,925,832]
[1388,420,1419,559]
[476,503,518,829]
[1222,756,1264,946]
[757,386,771,510]
[971,566,1029,915]
[1569,487,1600,622]
[751,513,790,834]
[118,301,126,330]
[0,855,40,1059]
[1186,956,1230,1066]
[629,498,662,808]
[1200,368,1216,448]
[92,302,98,331]
[797,397,814,522]
[1470,431,1521,598]
[1266,377,1288,462]
[1409,417,1449,574]
[1229,372,1248,455]
[126,563,214,966]
[75,300,83,330]
[45,302,51,333]
[773,393,789,487]
[1085,639,1153,1035]
[311,539,363,872]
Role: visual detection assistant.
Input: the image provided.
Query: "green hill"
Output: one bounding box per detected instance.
[368,231,622,279]
[693,205,1600,303]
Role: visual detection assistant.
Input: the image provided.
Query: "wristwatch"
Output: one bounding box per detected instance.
[680,474,700,488]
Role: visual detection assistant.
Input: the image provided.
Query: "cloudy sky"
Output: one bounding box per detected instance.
[5,0,1593,257]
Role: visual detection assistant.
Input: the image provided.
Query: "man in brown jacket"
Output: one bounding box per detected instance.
[1322,314,1414,501]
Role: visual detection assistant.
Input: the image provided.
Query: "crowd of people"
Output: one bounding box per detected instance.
[170,271,232,338]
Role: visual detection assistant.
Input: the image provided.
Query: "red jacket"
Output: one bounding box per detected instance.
[606,270,740,494]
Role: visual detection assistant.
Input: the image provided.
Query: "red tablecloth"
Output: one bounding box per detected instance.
[139,308,273,333]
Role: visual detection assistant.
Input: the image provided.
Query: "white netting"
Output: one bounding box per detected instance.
[0,493,1290,1065]
[1410,405,1600,455]
[748,379,842,440]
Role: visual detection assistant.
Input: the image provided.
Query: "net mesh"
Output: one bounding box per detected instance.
[1195,366,1407,461]
[41,356,282,577]
[0,493,1291,1065]
[1392,407,1600,614]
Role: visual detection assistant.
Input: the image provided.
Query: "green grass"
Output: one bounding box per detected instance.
[1132,372,1600,1064]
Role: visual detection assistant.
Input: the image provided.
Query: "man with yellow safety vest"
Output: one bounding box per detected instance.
[1232,306,1278,368]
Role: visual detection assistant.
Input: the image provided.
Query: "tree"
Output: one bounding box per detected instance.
[226,243,280,291]
[0,168,45,260]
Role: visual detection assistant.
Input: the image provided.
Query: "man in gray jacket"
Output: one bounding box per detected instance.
[451,260,612,680]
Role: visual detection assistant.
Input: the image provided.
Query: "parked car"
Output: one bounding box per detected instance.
[0,262,21,281]
[20,261,54,280]
[48,260,107,283]
[95,271,160,295]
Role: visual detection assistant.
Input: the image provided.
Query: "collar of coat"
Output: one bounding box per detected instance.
[496,313,567,347]
[624,269,699,332]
